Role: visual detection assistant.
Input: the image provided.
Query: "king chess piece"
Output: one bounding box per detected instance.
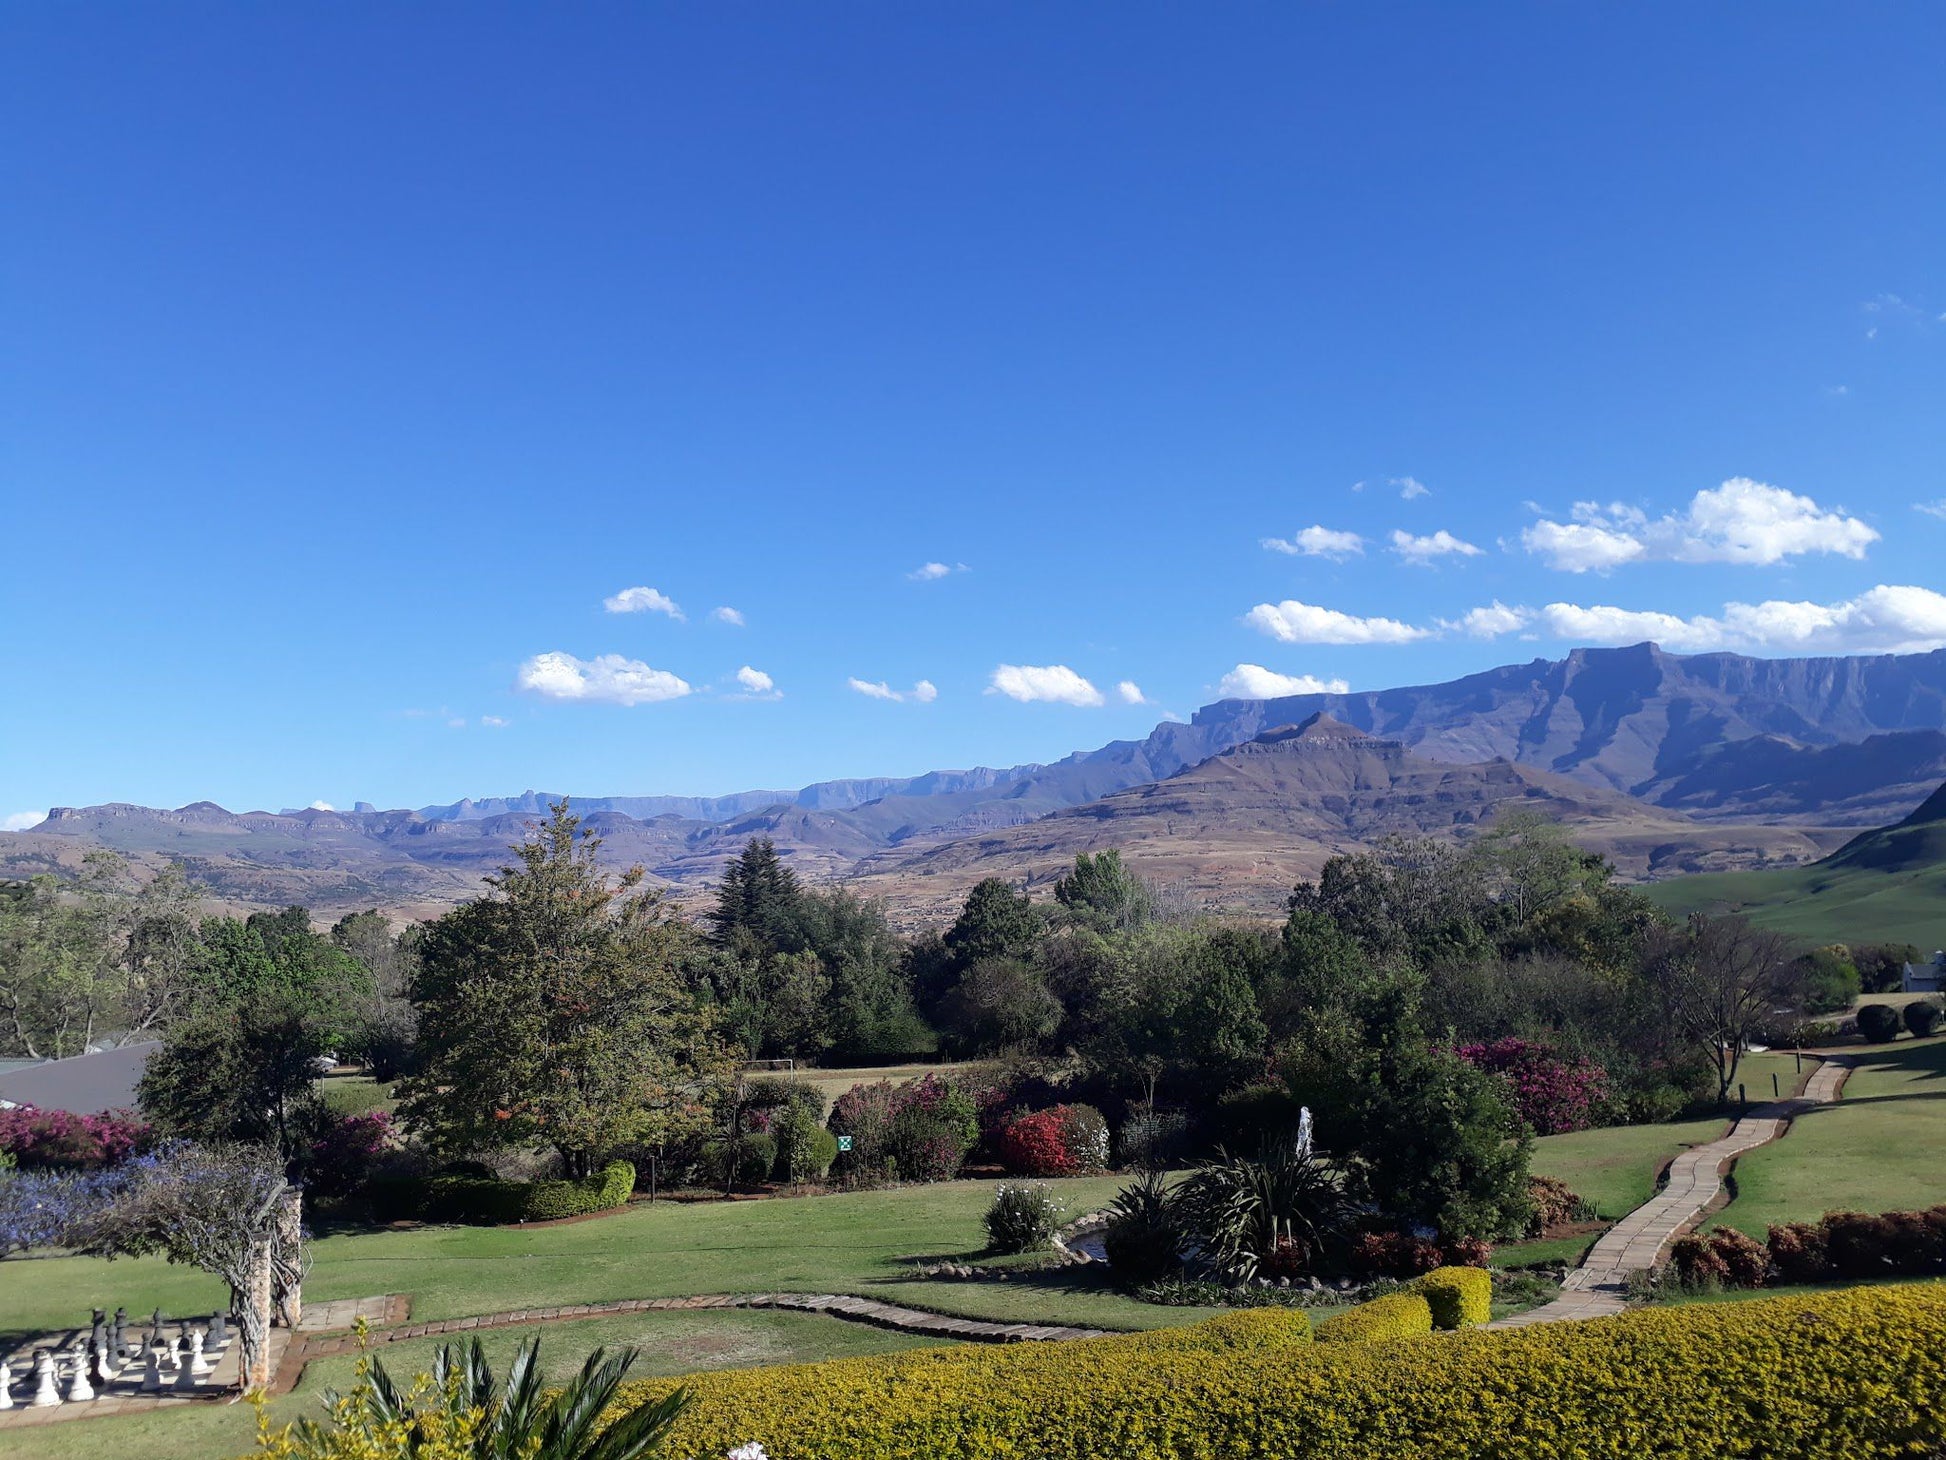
[188,1324,214,1376]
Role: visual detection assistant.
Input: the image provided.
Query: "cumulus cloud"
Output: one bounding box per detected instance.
[1527,585,1946,656]
[1116,680,1148,705]
[1262,525,1365,559]
[849,677,937,703]
[1390,528,1483,565]
[1440,601,1533,638]
[908,562,968,582]
[308,800,334,811]
[711,606,746,626]
[988,664,1105,707]
[516,651,693,705]
[603,586,686,620]
[1522,479,1878,572]
[1394,476,1430,500]
[1217,665,1352,699]
[1245,599,1430,645]
[481,715,510,728]
[733,665,781,699]
[2,812,44,832]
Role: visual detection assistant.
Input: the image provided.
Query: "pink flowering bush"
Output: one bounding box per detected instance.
[1454,1038,1610,1136]
[0,1105,151,1171]
[307,1110,396,1199]
[830,1073,979,1183]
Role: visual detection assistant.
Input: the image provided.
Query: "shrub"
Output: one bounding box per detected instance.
[1173,1144,1353,1283]
[1670,1232,1730,1289]
[983,1182,1064,1254]
[1115,1105,1188,1170]
[705,1133,776,1188]
[604,1286,1946,1458]
[1454,1038,1611,1136]
[771,1106,838,1185]
[0,1106,151,1172]
[1314,1290,1436,1344]
[1711,1227,1770,1288]
[1822,1210,1897,1279]
[1349,1230,1442,1278]
[1905,1000,1943,1038]
[1101,1170,1182,1282]
[1408,1266,1492,1329]
[996,1103,1109,1176]
[828,1080,899,1178]
[1857,1003,1903,1043]
[1054,1104,1109,1172]
[847,1074,981,1183]
[367,1161,635,1225]
[1212,1081,1303,1149]
[1104,1307,1311,1352]
[1525,1175,1587,1234]
[306,1111,395,1200]
[1765,1221,1830,1284]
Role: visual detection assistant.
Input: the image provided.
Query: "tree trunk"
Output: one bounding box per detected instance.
[272,1189,303,1330]
[236,1240,275,1393]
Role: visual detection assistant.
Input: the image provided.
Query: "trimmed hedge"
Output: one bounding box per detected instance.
[1407,1266,1491,1330]
[1314,1290,1435,1344]
[600,1286,1946,1458]
[367,1160,634,1225]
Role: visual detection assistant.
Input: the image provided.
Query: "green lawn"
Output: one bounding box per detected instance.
[1642,858,1946,948]
[1708,1036,1946,1236]
[317,1072,398,1118]
[0,1308,939,1460]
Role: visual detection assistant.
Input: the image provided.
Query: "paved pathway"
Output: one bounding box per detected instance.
[1493,1054,1852,1328]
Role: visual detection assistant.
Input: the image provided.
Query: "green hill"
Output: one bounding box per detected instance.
[1645,782,1946,947]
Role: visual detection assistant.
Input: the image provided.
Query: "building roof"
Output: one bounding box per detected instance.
[0,1041,159,1114]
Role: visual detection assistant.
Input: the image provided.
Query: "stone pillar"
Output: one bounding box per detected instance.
[274,1188,304,1330]
[237,1238,275,1392]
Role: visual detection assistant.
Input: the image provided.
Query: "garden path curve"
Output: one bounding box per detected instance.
[1491,1053,1853,1328]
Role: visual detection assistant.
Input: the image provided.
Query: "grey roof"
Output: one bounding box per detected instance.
[0,1041,159,1114]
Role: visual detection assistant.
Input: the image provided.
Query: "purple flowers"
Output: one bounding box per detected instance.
[1454,1038,1610,1136]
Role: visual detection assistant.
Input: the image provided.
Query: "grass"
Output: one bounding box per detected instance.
[317,1072,397,1118]
[1642,859,1946,948]
[0,1174,1178,1350]
[1528,1115,1730,1219]
[786,1061,973,1104]
[0,1308,939,1460]
[1707,1035,1946,1236]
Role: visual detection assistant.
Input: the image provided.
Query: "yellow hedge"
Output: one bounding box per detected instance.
[1089,1306,1312,1353]
[1313,1290,1435,1344]
[604,1285,1946,1459]
[1408,1265,1492,1330]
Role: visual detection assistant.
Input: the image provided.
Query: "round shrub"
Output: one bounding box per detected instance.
[772,1105,839,1184]
[1212,1081,1303,1149]
[706,1132,776,1187]
[1454,1038,1610,1136]
[1857,1003,1903,1043]
[1905,1000,1943,1038]
[997,1103,1109,1176]
[1765,1221,1830,1284]
[1525,1175,1587,1235]
[984,1182,1064,1254]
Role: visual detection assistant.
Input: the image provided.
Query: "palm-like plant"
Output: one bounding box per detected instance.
[1172,1141,1353,1284]
[1101,1169,1183,1282]
[292,1334,689,1460]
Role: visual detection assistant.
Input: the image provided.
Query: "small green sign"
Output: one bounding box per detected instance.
[836,1135,853,1153]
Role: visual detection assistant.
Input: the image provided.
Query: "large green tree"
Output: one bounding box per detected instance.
[401,804,730,1176]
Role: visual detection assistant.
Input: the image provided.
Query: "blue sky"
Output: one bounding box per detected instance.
[5,4,1946,821]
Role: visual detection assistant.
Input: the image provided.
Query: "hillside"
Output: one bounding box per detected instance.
[850,716,1838,921]
[1645,781,1946,947]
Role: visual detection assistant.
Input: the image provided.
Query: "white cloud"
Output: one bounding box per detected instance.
[1534,585,1946,656]
[1441,601,1533,638]
[481,715,510,728]
[1217,665,1352,699]
[447,717,467,729]
[1116,680,1148,705]
[711,606,746,626]
[308,800,334,811]
[603,586,686,620]
[907,562,968,582]
[1,812,43,832]
[1390,528,1484,565]
[1262,525,1365,559]
[988,664,1105,707]
[516,651,693,706]
[1394,476,1430,500]
[1522,479,1878,572]
[734,665,780,699]
[1245,599,1430,645]
[849,677,937,703]
[1915,500,1946,520]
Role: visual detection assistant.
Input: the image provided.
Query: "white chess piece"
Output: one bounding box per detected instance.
[66,1344,95,1402]
[31,1350,60,1407]
[95,1339,119,1385]
[140,1347,163,1393]
[166,1333,183,1370]
[0,1357,15,1410]
[188,1327,213,1376]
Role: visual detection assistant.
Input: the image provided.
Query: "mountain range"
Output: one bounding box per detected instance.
[10,640,1946,925]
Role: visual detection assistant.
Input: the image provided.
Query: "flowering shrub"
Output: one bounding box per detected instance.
[0,1105,151,1171]
[984,1182,1064,1253]
[996,1104,1109,1176]
[1349,1231,1443,1278]
[1455,1039,1610,1135]
[833,1074,979,1183]
[306,1111,395,1200]
[1525,1175,1589,1234]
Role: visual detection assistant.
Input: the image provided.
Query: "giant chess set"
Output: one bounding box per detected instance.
[0,1308,237,1408]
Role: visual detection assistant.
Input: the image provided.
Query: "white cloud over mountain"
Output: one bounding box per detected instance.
[1116,680,1148,705]
[1218,664,1352,698]
[1455,585,1946,656]
[989,664,1105,706]
[1263,525,1365,558]
[1521,479,1878,573]
[1390,528,1483,565]
[516,651,693,705]
[602,586,686,619]
[2,812,44,831]
[1245,599,1430,644]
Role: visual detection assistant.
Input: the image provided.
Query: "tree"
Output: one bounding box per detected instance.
[1054,851,1154,935]
[1646,914,1807,1105]
[400,803,730,1177]
[944,879,1044,967]
[937,957,1062,1054]
[708,838,806,953]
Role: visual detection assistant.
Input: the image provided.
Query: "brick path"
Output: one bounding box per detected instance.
[1492,1054,1852,1328]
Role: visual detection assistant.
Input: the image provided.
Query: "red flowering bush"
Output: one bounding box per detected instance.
[1455,1039,1611,1135]
[1350,1231,1444,1278]
[996,1104,1110,1177]
[307,1111,395,1199]
[0,1105,151,1171]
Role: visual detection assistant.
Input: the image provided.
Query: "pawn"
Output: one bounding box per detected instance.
[95,1337,119,1385]
[139,1345,164,1393]
[113,1307,132,1358]
[165,1332,182,1370]
[208,1311,228,1348]
[188,1325,213,1376]
[65,1343,95,1403]
[0,1356,14,1410]
[31,1350,61,1408]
